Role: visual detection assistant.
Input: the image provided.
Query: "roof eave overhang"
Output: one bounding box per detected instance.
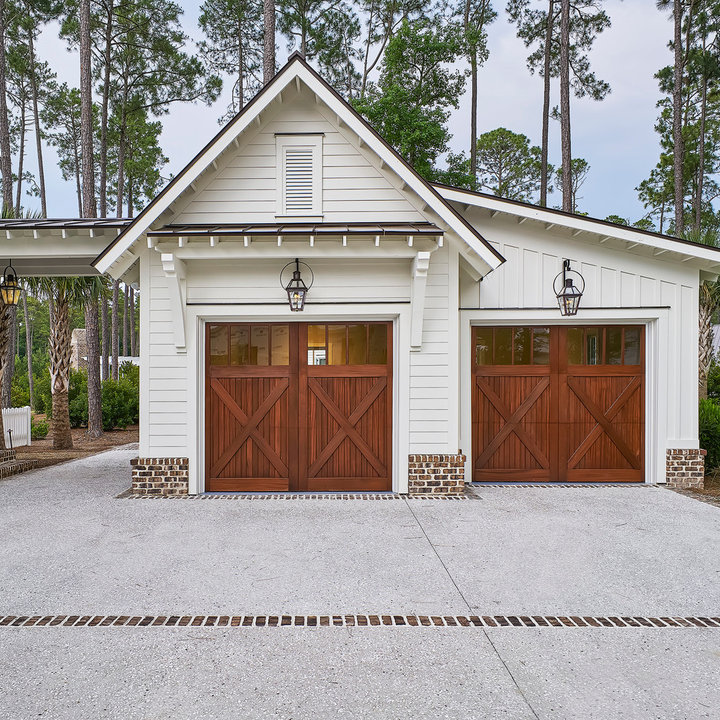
[436,185,720,272]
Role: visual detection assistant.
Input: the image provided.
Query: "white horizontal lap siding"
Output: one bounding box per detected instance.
[169,96,426,225]
[185,258,411,304]
[409,245,450,452]
[144,250,188,456]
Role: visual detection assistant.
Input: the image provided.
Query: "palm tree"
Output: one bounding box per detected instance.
[27,277,87,449]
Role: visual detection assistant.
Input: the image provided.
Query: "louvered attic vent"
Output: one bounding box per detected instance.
[276,134,323,217]
[284,149,314,212]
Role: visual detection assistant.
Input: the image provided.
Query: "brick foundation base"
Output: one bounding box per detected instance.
[666,449,705,490]
[407,454,466,495]
[130,457,189,496]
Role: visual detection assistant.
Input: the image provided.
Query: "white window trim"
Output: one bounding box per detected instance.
[275,134,323,218]
[186,304,411,496]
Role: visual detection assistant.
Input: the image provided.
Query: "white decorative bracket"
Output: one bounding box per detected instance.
[160,252,187,352]
[410,251,432,351]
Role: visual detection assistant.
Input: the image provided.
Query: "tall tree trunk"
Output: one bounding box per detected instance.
[559,0,571,212]
[111,280,119,381]
[672,0,685,236]
[79,0,96,218]
[239,28,245,110]
[85,297,102,438]
[122,285,128,356]
[464,0,477,179]
[72,123,82,215]
[28,31,47,216]
[0,0,13,211]
[699,286,714,399]
[22,292,33,409]
[469,54,478,180]
[263,0,275,84]
[99,3,113,217]
[49,295,73,449]
[116,108,126,215]
[695,72,707,232]
[660,200,665,234]
[540,0,554,207]
[129,287,136,356]
[15,101,26,214]
[0,303,10,449]
[360,1,376,99]
[101,294,109,380]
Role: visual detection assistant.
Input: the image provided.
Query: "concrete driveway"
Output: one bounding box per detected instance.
[1,447,719,719]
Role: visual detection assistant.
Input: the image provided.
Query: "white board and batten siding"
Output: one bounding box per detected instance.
[457,210,700,458]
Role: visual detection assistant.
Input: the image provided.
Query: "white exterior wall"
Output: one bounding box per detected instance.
[409,242,458,453]
[455,209,700,484]
[139,243,458,493]
[140,248,189,458]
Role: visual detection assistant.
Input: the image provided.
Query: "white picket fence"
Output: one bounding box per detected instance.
[1,406,31,447]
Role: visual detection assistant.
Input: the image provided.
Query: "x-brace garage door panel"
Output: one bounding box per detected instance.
[472,326,644,483]
[206,322,392,492]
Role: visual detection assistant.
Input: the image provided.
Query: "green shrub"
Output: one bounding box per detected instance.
[119,360,139,388]
[708,360,720,402]
[101,376,139,430]
[68,370,89,428]
[31,416,49,440]
[34,370,52,416]
[699,397,720,471]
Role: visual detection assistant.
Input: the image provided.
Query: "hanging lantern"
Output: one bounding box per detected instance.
[553,259,584,317]
[0,262,21,307]
[281,258,313,312]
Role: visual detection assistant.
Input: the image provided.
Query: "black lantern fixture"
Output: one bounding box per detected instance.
[553,259,584,316]
[0,261,21,307]
[281,258,313,312]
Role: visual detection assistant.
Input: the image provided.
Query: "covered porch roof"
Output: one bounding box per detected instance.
[0,218,130,276]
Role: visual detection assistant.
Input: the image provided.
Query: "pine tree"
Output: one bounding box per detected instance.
[198,0,263,122]
[278,0,361,96]
[354,19,467,179]
[507,0,610,207]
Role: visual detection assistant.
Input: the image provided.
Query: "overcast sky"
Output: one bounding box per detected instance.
[32,0,671,221]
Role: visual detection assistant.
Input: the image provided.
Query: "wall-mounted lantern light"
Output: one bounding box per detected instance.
[553,259,584,316]
[281,258,314,312]
[0,261,21,306]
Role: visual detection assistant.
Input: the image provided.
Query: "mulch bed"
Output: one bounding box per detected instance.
[672,469,720,508]
[12,424,138,470]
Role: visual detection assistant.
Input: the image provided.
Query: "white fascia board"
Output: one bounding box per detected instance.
[437,185,720,268]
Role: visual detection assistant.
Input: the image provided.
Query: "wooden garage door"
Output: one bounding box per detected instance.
[206,322,392,492]
[472,326,644,483]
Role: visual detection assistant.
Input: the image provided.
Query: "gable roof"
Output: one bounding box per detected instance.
[93,53,505,275]
[434,182,720,270]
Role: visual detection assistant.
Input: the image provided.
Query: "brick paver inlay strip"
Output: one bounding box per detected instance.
[1,614,718,628]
